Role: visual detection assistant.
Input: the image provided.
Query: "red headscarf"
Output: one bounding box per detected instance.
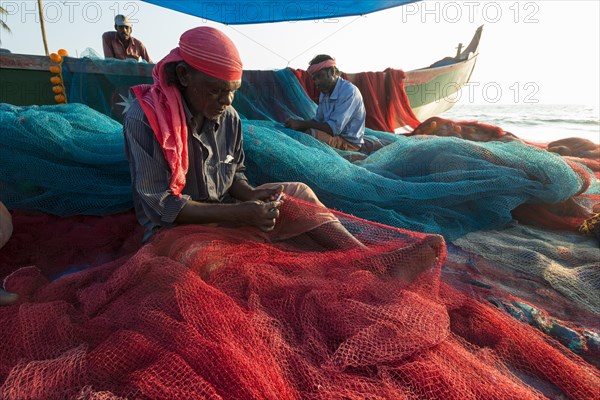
[307,59,336,76]
[131,27,243,196]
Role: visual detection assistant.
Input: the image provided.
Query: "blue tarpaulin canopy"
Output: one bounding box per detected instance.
[141,0,421,24]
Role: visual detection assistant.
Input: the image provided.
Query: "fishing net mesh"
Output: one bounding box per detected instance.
[234,69,318,123]
[441,244,600,369]
[242,120,595,240]
[2,71,596,240]
[0,103,132,216]
[454,224,600,315]
[1,201,599,399]
[1,69,599,398]
[62,57,154,122]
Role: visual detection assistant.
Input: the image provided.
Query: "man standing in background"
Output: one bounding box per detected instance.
[102,14,152,63]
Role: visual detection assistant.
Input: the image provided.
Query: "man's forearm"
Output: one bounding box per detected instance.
[175,179,256,224]
[288,119,333,134]
[174,194,280,231]
[175,200,241,225]
[303,120,333,134]
[228,179,256,201]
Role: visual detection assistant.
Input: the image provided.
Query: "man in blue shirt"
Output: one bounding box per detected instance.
[285,55,366,151]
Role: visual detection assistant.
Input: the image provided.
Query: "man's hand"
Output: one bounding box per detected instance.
[236,200,282,232]
[233,185,285,231]
[285,118,304,131]
[248,185,284,203]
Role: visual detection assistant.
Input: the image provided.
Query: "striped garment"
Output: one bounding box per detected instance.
[123,98,247,242]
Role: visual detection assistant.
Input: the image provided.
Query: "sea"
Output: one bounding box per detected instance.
[440,104,600,144]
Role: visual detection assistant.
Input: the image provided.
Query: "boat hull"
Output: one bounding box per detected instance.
[405,53,478,121]
[0,47,478,123]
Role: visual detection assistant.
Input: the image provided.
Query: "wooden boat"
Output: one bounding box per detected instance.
[404,25,482,120]
[0,26,482,123]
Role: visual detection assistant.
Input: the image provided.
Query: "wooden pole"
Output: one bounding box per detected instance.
[37,0,49,56]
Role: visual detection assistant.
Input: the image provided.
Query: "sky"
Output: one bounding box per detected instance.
[0,0,599,107]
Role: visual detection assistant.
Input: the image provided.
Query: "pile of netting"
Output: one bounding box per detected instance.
[454,223,600,317]
[2,199,599,399]
[0,103,132,216]
[409,116,600,177]
[62,56,154,122]
[406,116,600,234]
[2,96,597,240]
[242,118,597,240]
[1,67,600,398]
[441,226,600,369]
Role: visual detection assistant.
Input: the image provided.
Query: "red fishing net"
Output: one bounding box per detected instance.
[0,211,142,279]
[408,116,516,142]
[1,198,599,398]
[410,116,600,164]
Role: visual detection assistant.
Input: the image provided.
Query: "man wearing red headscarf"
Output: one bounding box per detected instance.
[285,54,366,152]
[123,27,360,249]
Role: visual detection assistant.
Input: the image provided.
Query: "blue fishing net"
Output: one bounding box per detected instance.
[233,69,317,123]
[1,69,596,239]
[62,57,154,122]
[0,103,132,216]
[242,120,592,239]
[234,69,597,239]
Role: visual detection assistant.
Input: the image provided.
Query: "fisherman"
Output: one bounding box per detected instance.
[285,55,366,152]
[0,201,18,306]
[123,27,441,277]
[102,14,152,63]
[123,27,363,250]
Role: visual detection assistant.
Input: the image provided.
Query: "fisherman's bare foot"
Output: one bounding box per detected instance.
[387,235,444,282]
[0,289,19,306]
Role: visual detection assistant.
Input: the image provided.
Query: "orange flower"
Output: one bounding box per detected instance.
[57,49,69,57]
[50,76,62,84]
[54,94,66,103]
[52,85,64,94]
[49,66,61,74]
